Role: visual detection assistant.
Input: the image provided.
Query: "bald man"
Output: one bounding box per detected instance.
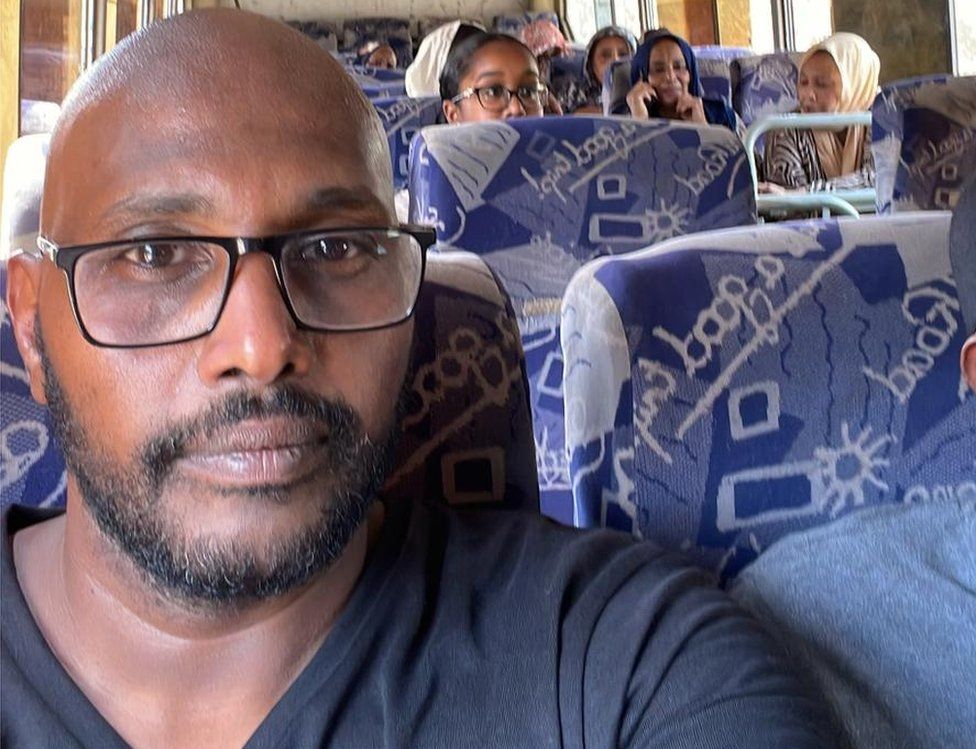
[1,11,834,749]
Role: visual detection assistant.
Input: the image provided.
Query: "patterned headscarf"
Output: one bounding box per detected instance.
[519,19,567,58]
[801,32,881,178]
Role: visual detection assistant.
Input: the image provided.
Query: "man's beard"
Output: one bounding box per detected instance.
[37,326,398,608]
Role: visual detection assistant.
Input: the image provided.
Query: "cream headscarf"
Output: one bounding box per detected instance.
[406,21,467,97]
[801,32,881,178]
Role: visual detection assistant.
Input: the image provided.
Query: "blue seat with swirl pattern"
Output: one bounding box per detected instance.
[409,116,757,522]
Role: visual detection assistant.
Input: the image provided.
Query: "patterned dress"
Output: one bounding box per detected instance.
[764,126,875,191]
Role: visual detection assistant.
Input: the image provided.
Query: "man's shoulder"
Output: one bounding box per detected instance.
[415,501,717,604]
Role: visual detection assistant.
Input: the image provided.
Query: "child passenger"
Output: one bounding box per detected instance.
[571,26,636,114]
[440,32,549,123]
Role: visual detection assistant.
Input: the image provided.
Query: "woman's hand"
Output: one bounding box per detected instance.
[545,90,563,115]
[758,182,788,195]
[625,81,657,119]
[675,92,706,124]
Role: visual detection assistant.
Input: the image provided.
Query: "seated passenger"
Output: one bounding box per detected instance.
[440,32,548,123]
[763,32,880,192]
[571,26,636,115]
[518,18,566,114]
[2,10,836,748]
[624,29,740,132]
[405,20,483,97]
[356,40,397,69]
[732,183,976,749]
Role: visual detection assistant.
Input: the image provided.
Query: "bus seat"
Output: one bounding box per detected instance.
[1,134,49,263]
[697,57,734,108]
[340,17,414,66]
[872,75,976,214]
[371,96,441,190]
[692,45,754,62]
[348,72,408,99]
[286,20,341,53]
[562,211,974,579]
[549,47,588,110]
[0,251,540,514]
[408,116,757,523]
[731,52,803,127]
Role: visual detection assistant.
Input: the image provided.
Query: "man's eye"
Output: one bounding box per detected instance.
[300,237,368,261]
[123,242,184,268]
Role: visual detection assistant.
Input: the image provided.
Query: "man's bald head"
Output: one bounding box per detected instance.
[43,9,393,243]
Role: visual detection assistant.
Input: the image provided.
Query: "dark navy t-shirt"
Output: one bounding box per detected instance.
[1,501,836,748]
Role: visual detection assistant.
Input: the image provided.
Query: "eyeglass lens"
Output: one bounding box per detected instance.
[71,230,423,346]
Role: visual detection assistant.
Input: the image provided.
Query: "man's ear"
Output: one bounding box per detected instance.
[963,333,976,394]
[6,255,48,404]
[443,99,461,124]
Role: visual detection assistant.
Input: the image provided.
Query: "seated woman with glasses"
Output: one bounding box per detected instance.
[439,32,550,123]
[624,29,740,133]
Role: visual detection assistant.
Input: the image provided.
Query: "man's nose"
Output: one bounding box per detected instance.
[196,254,314,386]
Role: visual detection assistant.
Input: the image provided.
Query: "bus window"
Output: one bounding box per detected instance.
[954,0,976,74]
[106,0,140,51]
[19,0,85,135]
[657,0,717,45]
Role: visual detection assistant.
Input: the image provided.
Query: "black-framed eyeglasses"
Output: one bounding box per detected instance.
[451,82,548,112]
[35,225,436,349]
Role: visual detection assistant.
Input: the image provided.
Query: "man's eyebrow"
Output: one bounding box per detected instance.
[305,187,386,216]
[103,193,215,220]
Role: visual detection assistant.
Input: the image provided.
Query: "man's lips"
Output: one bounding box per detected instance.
[175,418,330,488]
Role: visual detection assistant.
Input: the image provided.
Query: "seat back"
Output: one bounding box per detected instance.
[1,252,539,513]
[287,20,341,53]
[1,134,49,262]
[371,96,442,190]
[692,45,753,61]
[341,17,414,65]
[871,76,976,213]
[562,212,974,578]
[697,57,733,107]
[731,52,802,126]
[409,116,756,522]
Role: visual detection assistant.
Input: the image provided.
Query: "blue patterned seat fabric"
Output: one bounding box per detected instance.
[371,96,442,191]
[0,252,539,514]
[340,17,414,65]
[871,76,976,214]
[562,212,974,578]
[692,45,753,62]
[731,52,802,127]
[409,116,757,523]
[286,20,341,52]
[697,57,734,108]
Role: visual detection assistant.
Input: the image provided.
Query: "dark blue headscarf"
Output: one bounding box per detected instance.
[630,29,738,132]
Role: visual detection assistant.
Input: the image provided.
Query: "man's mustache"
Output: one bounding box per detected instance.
[141,386,361,483]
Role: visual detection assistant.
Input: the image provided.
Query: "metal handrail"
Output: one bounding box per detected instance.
[745,111,875,219]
